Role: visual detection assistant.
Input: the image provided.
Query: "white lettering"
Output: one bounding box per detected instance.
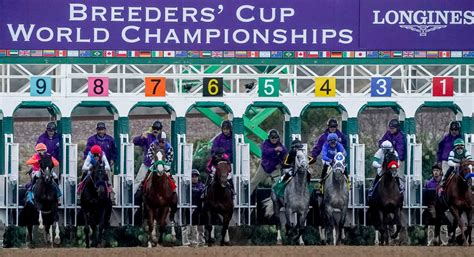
[236,5,255,22]
[122,26,140,43]
[69,3,87,21]
[7,24,35,41]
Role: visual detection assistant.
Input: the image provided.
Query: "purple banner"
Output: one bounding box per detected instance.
[0,0,472,51]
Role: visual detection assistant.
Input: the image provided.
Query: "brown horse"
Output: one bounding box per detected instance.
[203,161,234,246]
[143,150,178,247]
[434,160,473,246]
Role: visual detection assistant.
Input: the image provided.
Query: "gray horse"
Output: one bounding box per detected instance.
[323,152,349,245]
[271,148,310,245]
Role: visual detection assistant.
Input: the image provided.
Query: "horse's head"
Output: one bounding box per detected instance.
[294,148,309,173]
[89,163,108,199]
[332,152,346,179]
[38,154,54,183]
[460,160,474,181]
[383,151,399,177]
[151,148,169,176]
[215,161,231,187]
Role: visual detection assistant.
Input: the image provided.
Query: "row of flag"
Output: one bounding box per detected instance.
[1,50,474,58]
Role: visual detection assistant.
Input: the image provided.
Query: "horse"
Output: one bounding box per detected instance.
[142,149,178,247]
[433,160,473,246]
[202,161,234,246]
[79,162,112,248]
[22,155,60,248]
[271,147,310,245]
[322,152,349,245]
[369,151,404,246]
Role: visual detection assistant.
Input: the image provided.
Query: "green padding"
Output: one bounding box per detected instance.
[272,180,286,199]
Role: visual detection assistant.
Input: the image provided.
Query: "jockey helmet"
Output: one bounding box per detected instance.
[214,147,226,158]
[268,129,280,139]
[327,118,338,128]
[152,120,163,130]
[91,145,102,155]
[46,122,57,131]
[388,119,400,129]
[221,120,232,130]
[381,140,393,152]
[290,139,303,150]
[327,133,338,142]
[191,169,200,176]
[453,138,464,147]
[449,121,460,131]
[35,143,47,152]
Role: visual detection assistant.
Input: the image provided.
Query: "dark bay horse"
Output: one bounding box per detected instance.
[370,151,403,245]
[271,148,310,245]
[203,161,234,246]
[434,160,473,246]
[323,152,349,245]
[80,162,112,248]
[22,155,60,248]
[143,150,178,247]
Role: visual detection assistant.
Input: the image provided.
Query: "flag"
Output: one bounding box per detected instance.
[402,51,414,58]
[56,50,67,57]
[211,51,223,58]
[247,51,259,58]
[354,51,366,58]
[426,51,438,58]
[0,50,6,57]
[451,51,462,58]
[188,51,200,58]
[223,51,235,58]
[414,51,427,58]
[42,50,55,57]
[8,50,19,56]
[79,50,92,57]
[92,50,103,57]
[331,51,343,58]
[463,51,474,58]
[295,51,306,58]
[175,51,188,57]
[31,50,43,57]
[200,51,211,58]
[67,50,79,57]
[151,51,162,57]
[164,51,175,57]
[438,51,450,58]
[270,51,283,58]
[235,51,247,58]
[140,51,151,57]
[104,50,115,57]
[378,51,391,58]
[19,50,30,57]
[115,50,127,57]
[283,51,295,58]
[128,51,139,57]
[343,51,354,58]
[307,51,319,58]
[320,51,330,58]
[391,51,402,58]
[367,51,379,58]
[259,51,271,58]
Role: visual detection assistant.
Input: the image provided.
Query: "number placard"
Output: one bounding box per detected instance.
[145,77,166,96]
[88,77,109,96]
[433,76,454,97]
[30,76,52,96]
[203,77,223,97]
[315,77,336,97]
[258,78,280,97]
[371,77,392,97]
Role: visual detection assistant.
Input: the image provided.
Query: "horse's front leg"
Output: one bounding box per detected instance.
[449,207,464,245]
[158,207,170,245]
[465,207,472,246]
[205,210,214,246]
[147,207,157,247]
[272,198,283,245]
[296,212,305,246]
[26,224,34,248]
[84,213,90,248]
[220,211,232,246]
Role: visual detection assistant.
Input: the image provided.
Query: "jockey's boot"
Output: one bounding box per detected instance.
[368,174,381,200]
[280,172,292,184]
[227,177,236,196]
[437,168,453,197]
[80,171,87,182]
[306,171,312,183]
[171,191,178,217]
[201,174,214,199]
[319,165,329,193]
[395,176,405,194]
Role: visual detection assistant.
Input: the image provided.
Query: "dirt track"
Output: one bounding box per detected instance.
[1,246,472,257]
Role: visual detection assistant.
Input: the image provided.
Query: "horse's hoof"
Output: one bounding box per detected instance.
[276,239,282,245]
[38,225,44,231]
[54,237,61,245]
[148,242,152,248]
[171,235,177,242]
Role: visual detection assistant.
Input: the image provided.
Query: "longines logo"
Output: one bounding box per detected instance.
[372,10,474,36]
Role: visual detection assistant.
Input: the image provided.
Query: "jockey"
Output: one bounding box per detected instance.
[26,143,61,202]
[368,140,403,198]
[438,138,472,196]
[280,139,313,184]
[205,147,235,196]
[79,145,113,195]
[211,120,233,162]
[320,133,347,184]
